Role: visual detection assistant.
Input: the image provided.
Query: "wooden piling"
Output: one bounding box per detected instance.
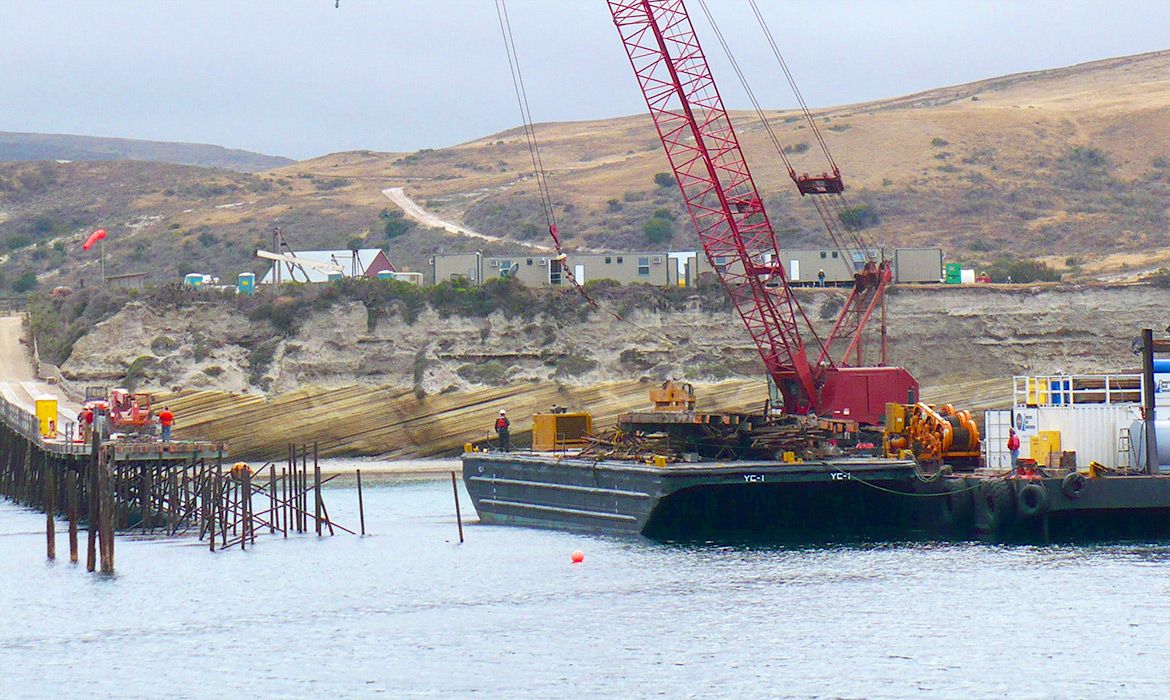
[208,470,216,552]
[86,433,99,572]
[140,462,151,533]
[268,464,277,535]
[44,461,55,560]
[300,445,308,533]
[67,470,79,563]
[98,452,115,574]
[280,467,288,537]
[452,471,464,544]
[219,469,228,549]
[357,469,366,536]
[243,468,252,552]
[314,442,322,537]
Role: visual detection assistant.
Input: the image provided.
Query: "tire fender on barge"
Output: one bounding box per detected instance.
[976,479,1016,537]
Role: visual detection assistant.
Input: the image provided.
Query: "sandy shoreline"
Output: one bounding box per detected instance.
[240,457,463,483]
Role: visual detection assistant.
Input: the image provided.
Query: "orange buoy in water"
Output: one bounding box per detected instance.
[571,550,585,563]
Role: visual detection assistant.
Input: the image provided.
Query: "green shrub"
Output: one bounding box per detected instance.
[203,365,225,378]
[653,172,675,188]
[10,271,37,293]
[1145,268,1170,289]
[383,209,414,239]
[931,137,949,147]
[124,355,158,390]
[150,335,177,354]
[643,216,673,245]
[837,205,879,231]
[984,258,1061,284]
[247,338,280,387]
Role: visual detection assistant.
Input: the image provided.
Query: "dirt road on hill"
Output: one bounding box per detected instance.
[382,186,553,252]
[0,315,79,421]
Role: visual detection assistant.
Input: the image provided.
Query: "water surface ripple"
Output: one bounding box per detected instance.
[3,469,1169,698]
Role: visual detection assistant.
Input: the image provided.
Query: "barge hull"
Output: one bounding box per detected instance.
[462,452,926,539]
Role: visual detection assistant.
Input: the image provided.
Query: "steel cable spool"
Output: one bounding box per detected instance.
[951,426,973,452]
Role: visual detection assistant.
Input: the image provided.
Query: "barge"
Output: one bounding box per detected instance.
[462,450,1170,542]
[463,332,1170,543]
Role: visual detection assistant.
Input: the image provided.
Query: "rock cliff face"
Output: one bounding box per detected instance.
[61,284,1169,397]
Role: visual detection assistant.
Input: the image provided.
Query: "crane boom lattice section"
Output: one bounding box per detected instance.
[609,0,824,407]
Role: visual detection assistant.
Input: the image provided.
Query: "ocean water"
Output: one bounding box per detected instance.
[3,460,1170,699]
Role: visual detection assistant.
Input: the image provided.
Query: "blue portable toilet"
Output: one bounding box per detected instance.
[184,273,204,287]
[237,272,256,295]
[377,270,394,280]
[327,272,343,282]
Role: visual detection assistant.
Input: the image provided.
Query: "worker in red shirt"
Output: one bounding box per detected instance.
[80,406,94,444]
[494,409,510,452]
[159,405,175,442]
[1007,428,1020,471]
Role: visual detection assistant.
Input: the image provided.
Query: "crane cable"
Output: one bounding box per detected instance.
[494,0,677,350]
[747,0,883,258]
[694,0,873,261]
[494,0,558,243]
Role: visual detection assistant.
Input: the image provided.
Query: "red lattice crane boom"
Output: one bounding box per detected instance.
[607,0,916,424]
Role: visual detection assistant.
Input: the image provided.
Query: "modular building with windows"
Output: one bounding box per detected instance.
[692,247,943,286]
[431,247,943,288]
[430,251,677,287]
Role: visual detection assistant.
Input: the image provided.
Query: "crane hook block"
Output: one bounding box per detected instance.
[792,172,845,196]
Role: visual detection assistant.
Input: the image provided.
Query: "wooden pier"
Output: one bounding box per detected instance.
[0,380,354,571]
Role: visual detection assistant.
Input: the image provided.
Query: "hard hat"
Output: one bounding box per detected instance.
[500,409,506,415]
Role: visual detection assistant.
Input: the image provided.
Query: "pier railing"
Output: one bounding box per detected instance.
[1013,374,1144,408]
[0,389,86,455]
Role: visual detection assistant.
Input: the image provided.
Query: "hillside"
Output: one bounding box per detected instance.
[31,279,1170,458]
[1,50,1169,295]
[0,131,294,172]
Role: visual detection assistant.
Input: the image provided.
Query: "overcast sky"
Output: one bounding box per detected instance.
[1,1,1166,161]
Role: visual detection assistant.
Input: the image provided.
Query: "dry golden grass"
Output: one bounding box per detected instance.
[262,49,1170,274]
[5,50,1169,287]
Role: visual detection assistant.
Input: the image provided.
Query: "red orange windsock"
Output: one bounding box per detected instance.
[83,229,106,251]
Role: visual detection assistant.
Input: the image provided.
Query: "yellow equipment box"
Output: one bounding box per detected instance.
[532,412,593,451]
[885,403,906,433]
[1030,430,1062,467]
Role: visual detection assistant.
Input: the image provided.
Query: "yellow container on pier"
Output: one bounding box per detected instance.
[35,394,58,439]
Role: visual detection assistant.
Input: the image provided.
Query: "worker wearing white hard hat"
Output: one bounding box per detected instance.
[495,410,511,452]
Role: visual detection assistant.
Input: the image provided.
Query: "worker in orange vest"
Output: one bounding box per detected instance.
[159,406,175,442]
[495,409,510,452]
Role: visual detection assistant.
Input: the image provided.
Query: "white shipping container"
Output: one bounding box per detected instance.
[1031,405,1142,471]
[984,410,1014,470]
